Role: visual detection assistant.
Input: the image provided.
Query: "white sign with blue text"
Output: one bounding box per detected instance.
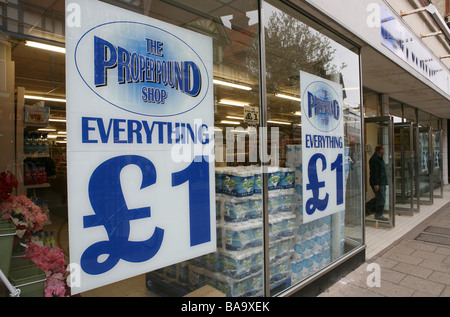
[66,0,215,294]
[380,4,450,95]
[301,71,345,224]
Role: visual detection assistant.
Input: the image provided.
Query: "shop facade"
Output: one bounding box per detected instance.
[0,0,447,298]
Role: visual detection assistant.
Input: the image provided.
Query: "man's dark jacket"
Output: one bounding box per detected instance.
[369,152,388,187]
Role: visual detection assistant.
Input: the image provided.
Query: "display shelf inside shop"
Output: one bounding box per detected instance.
[15,88,54,195]
[144,142,348,297]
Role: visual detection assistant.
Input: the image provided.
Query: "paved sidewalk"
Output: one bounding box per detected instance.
[318,202,450,297]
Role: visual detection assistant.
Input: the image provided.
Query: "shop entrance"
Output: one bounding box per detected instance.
[418,127,433,205]
[393,122,415,215]
[364,116,395,228]
[432,129,443,199]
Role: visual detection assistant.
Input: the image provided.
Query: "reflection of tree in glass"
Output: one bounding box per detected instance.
[260,11,345,93]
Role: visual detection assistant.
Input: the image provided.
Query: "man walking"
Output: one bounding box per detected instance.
[366,144,389,221]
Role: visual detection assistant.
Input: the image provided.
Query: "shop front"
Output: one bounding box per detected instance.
[0,0,366,297]
[363,92,446,229]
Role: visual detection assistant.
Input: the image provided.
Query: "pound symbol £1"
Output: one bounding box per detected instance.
[81,155,164,275]
[305,153,329,215]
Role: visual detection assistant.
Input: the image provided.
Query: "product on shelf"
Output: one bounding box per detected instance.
[146,143,351,296]
[23,159,47,185]
[24,132,50,155]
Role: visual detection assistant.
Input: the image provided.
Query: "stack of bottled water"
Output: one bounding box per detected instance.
[286,145,350,283]
[147,144,350,296]
[183,165,296,296]
[24,132,50,155]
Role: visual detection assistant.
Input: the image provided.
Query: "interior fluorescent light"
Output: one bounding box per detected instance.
[294,111,301,116]
[49,118,67,122]
[275,93,301,102]
[220,120,241,125]
[25,41,66,54]
[267,120,291,125]
[226,116,244,120]
[38,128,57,132]
[25,95,66,103]
[218,100,248,107]
[213,79,252,91]
[230,129,249,133]
[57,131,67,135]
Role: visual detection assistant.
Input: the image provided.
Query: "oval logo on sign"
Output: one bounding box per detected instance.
[302,81,342,132]
[75,21,210,117]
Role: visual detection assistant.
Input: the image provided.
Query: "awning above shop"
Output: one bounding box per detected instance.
[361,45,450,119]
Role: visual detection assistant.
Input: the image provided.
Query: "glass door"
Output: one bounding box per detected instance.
[364,116,395,227]
[412,124,420,212]
[417,127,433,205]
[394,123,414,215]
[432,129,443,199]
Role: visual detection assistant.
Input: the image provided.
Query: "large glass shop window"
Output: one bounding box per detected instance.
[2,0,364,297]
[142,0,266,297]
[263,1,363,295]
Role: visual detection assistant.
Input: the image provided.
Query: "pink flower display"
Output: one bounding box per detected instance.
[0,194,48,240]
[0,171,70,297]
[25,243,69,297]
[44,274,67,297]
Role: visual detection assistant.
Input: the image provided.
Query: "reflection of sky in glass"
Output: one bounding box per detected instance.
[221,10,258,29]
[329,41,360,109]
[263,2,360,110]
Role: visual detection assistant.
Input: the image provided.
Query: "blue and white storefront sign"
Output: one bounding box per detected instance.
[301,71,345,223]
[66,0,215,294]
[380,4,450,95]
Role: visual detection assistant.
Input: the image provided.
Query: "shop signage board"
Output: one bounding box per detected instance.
[300,71,345,223]
[244,106,259,126]
[380,4,450,95]
[65,0,215,294]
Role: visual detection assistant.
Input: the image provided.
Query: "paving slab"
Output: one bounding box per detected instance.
[317,187,450,297]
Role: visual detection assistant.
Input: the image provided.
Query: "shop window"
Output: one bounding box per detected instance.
[363,88,381,117]
[1,0,364,297]
[263,0,363,295]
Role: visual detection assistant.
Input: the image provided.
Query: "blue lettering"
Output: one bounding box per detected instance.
[128,120,143,144]
[117,46,132,84]
[94,37,117,87]
[97,118,113,143]
[81,155,164,275]
[307,91,340,120]
[142,120,155,144]
[305,153,329,215]
[141,87,168,104]
[130,52,141,82]
[305,134,311,148]
[93,37,202,100]
[81,116,209,145]
[172,156,211,246]
[146,38,163,56]
[82,117,98,143]
[113,119,127,143]
[183,61,201,97]
[199,124,210,145]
